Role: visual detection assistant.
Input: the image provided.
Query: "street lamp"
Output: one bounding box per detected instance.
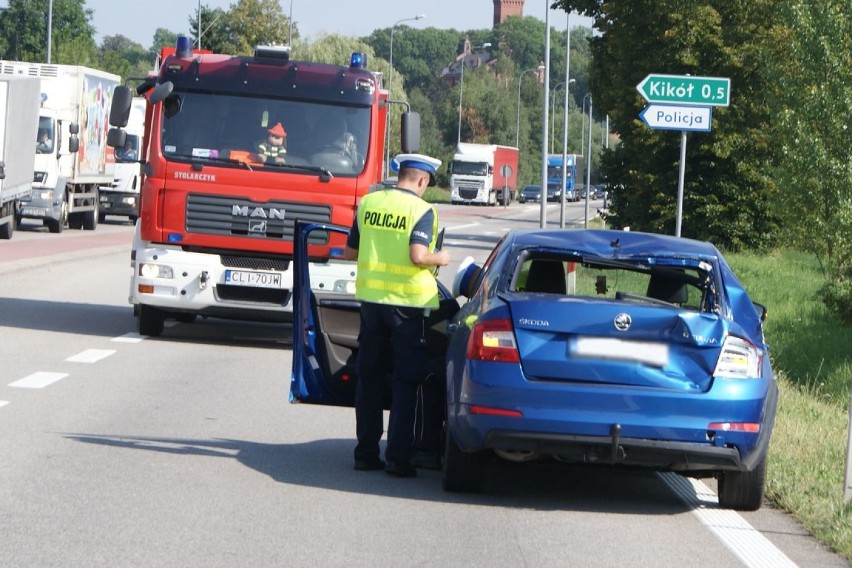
[549,79,575,153]
[457,42,491,144]
[385,14,426,178]
[583,93,593,228]
[515,65,545,148]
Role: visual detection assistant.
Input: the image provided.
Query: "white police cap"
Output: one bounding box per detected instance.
[391,153,442,185]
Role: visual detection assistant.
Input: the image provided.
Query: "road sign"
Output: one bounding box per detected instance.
[636,74,730,107]
[639,104,713,132]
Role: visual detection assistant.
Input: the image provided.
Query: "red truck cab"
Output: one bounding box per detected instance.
[108,38,420,336]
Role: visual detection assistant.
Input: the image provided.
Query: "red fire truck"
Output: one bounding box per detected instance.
[108,38,420,336]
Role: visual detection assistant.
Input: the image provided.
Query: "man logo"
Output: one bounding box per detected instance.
[232,205,286,220]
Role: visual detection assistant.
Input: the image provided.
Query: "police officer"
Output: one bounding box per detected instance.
[343,153,449,477]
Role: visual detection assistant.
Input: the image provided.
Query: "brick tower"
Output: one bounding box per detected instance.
[493,0,525,27]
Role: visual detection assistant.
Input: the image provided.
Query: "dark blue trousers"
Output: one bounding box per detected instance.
[354,301,429,465]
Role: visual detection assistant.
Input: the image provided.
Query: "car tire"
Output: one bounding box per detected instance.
[47,200,68,233]
[138,304,165,337]
[442,425,484,493]
[717,454,767,511]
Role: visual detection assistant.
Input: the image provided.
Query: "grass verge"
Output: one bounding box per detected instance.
[727,249,852,559]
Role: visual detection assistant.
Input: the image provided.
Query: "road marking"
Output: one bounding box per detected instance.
[65,349,116,363]
[447,222,480,231]
[9,372,69,389]
[661,473,798,568]
[112,333,144,343]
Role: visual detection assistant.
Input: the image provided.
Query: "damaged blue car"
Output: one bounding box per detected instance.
[443,229,776,510]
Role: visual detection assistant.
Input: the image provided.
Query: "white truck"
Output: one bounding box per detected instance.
[0,76,40,239]
[0,61,119,233]
[449,142,519,206]
[99,96,144,223]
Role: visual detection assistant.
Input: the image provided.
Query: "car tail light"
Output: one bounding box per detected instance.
[707,421,760,433]
[469,405,523,417]
[467,318,519,363]
[713,336,761,379]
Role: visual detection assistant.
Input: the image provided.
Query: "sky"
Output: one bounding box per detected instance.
[67,0,593,48]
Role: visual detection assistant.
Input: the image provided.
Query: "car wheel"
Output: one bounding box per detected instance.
[442,425,484,493]
[717,454,767,511]
[82,192,99,230]
[138,304,165,337]
[47,200,68,233]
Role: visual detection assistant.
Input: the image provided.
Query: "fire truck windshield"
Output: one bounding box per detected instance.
[161,91,370,176]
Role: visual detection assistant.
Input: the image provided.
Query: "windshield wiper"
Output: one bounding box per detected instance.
[261,162,334,182]
[165,152,253,171]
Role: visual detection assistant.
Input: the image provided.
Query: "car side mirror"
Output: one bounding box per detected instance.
[753,302,768,322]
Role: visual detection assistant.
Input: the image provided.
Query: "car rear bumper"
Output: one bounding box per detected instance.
[449,366,777,473]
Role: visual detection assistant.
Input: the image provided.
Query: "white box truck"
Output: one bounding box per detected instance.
[99,96,144,223]
[449,142,519,206]
[0,76,40,239]
[0,61,119,233]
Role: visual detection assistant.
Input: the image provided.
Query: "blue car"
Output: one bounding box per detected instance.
[444,229,776,510]
[289,224,776,511]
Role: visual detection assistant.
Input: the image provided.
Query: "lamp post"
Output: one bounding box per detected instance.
[583,93,593,229]
[549,79,575,153]
[46,0,53,63]
[457,42,491,144]
[385,14,426,178]
[559,11,572,228]
[515,65,544,148]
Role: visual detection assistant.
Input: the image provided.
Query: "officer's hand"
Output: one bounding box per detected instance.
[435,250,450,267]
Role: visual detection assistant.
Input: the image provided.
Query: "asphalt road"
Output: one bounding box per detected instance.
[0,208,847,567]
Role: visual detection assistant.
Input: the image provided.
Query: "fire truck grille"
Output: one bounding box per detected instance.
[186,194,331,244]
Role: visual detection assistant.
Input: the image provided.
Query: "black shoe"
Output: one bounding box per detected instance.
[411,451,441,471]
[385,461,417,478]
[354,458,385,471]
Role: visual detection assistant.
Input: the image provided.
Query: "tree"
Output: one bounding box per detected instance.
[555,0,780,250]
[98,35,150,81]
[764,0,852,322]
[148,28,179,62]
[225,0,292,55]
[188,6,230,54]
[0,0,96,64]
[364,26,463,92]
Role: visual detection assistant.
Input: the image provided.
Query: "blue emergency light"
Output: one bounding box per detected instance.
[175,36,193,58]
[350,52,367,69]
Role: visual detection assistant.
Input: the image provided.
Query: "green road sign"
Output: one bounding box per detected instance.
[636,74,730,107]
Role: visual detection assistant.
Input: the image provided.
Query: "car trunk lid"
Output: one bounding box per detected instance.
[508,296,726,392]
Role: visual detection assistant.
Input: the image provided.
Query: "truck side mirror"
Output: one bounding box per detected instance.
[68,137,79,153]
[110,85,133,127]
[400,111,421,154]
[69,122,79,135]
[107,128,127,149]
[0,161,6,180]
[149,81,174,104]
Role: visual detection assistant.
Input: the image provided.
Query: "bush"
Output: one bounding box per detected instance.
[819,250,852,325]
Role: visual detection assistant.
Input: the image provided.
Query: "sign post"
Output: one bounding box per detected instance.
[637,74,730,237]
[501,163,513,208]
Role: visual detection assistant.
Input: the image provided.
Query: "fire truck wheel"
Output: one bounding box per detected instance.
[138,305,165,337]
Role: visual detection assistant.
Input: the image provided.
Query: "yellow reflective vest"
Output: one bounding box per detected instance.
[354,189,439,308]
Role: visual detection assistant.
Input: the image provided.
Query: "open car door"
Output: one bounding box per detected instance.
[290,220,460,408]
[290,220,361,407]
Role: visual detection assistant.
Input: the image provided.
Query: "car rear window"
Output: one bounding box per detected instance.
[511,254,709,311]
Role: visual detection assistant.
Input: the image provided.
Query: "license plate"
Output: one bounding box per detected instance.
[574,337,669,367]
[21,207,48,217]
[224,269,283,289]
